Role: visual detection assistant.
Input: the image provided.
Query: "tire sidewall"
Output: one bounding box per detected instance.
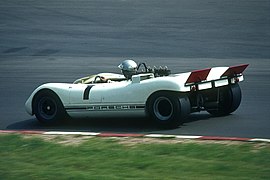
[147,92,183,128]
[33,91,65,125]
[207,84,242,116]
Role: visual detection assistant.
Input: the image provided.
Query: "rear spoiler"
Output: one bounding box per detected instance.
[185,68,211,85]
[221,64,249,78]
[185,64,249,85]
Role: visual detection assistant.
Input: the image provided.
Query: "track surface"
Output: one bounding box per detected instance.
[0,0,270,138]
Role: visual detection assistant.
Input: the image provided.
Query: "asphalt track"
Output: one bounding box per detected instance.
[0,0,270,138]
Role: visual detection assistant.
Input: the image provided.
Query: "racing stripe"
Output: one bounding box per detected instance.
[83,85,94,100]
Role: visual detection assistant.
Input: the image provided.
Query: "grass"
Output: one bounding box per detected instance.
[0,134,270,180]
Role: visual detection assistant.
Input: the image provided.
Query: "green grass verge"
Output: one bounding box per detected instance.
[0,134,270,180]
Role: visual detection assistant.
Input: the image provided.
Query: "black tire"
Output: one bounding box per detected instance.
[147,92,190,129]
[33,90,67,125]
[207,84,242,116]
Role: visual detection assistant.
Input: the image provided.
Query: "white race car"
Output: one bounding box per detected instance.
[25,60,248,128]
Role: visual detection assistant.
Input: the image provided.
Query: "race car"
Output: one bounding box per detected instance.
[25,60,249,128]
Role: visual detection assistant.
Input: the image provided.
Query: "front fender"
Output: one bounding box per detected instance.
[25,83,71,115]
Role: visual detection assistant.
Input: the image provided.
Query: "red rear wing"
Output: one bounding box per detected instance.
[221,64,249,77]
[185,68,211,85]
[185,64,249,85]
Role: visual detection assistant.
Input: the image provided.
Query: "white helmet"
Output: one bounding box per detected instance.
[118,59,138,79]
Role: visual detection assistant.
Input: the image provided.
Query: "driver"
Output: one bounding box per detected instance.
[118,59,138,79]
[98,59,137,83]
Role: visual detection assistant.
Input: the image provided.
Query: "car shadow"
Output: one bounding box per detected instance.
[6,117,158,133]
[185,113,212,123]
[6,113,213,133]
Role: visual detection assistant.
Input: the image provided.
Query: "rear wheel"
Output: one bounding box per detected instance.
[147,92,190,128]
[207,84,242,116]
[33,90,67,125]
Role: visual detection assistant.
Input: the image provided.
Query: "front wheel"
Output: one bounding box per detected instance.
[33,91,67,125]
[207,84,242,116]
[147,92,190,129]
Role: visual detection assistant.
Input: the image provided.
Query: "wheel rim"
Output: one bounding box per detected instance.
[153,97,173,121]
[38,97,57,120]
